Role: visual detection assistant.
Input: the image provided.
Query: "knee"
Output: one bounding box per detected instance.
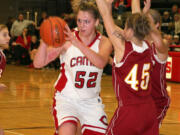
[58,122,77,135]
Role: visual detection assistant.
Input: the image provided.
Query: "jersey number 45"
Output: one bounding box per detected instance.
[125,63,151,91]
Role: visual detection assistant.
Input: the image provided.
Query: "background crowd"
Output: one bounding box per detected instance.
[2,0,180,74]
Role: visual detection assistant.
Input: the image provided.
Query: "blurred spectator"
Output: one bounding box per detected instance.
[28,35,40,68]
[15,28,31,50]
[173,13,180,37]
[10,13,35,39]
[113,0,131,19]
[161,11,173,34]
[172,35,180,45]
[123,0,132,11]
[163,34,173,51]
[114,0,126,15]
[5,16,15,35]
[170,4,179,21]
[35,11,48,38]
[30,35,39,51]
[163,34,173,45]
[11,28,31,65]
[39,11,48,27]
[114,0,131,12]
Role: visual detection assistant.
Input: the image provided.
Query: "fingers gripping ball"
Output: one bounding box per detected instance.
[40,17,67,47]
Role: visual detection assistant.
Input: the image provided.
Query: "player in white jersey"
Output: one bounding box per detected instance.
[33,1,112,135]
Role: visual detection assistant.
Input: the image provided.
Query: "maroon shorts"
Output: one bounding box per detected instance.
[106,102,159,135]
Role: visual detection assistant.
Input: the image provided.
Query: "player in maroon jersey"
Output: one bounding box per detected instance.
[150,9,170,126]
[132,0,170,127]
[0,24,10,135]
[0,24,10,89]
[95,0,167,134]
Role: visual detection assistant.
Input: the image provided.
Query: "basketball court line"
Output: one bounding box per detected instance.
[164,119,180,123]
[0,98,51,103]
[4,126,54,130]
[0,105,49,109]
[4,130,24,135]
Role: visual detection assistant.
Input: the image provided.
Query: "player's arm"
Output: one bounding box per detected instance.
[148,14,168,61]
[144,0,168,61]
[22,31,28,46]
[98,36,113,68]
[74,35,112,69]
[33,40,65,68]
[64,25,112,69]
[132,0,151,14]
[143,0,151,13]
[95,0,125,63]
[131,0,141,13]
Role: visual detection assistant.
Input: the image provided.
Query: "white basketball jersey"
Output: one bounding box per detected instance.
[55,31,103,99]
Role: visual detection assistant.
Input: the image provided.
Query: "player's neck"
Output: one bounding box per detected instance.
[145,35,153,43]
[79,31,97,46]
[131,37,143,47]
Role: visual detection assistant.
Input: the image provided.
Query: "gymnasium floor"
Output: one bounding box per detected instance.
[0,64,180,135]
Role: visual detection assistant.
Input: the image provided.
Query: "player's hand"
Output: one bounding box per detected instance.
[64,24,73,40]
[143,0,151,13]
[64,25,80,47]
[40,39,48,47]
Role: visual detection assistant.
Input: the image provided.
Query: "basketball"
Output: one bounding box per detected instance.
[40,16,67,47]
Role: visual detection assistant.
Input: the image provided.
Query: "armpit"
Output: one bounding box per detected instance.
[112,30,124,40]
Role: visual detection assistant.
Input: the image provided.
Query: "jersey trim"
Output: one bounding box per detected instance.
[75,31,100,48]
[152,43,167,64]
[55,63,67,92]
[82,124,106,134]
[52,96,59,135]
[131,41,149,53]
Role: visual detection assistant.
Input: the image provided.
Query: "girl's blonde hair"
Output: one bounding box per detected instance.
[75,1,100,20]
[148,9,161,25]
[126,13,151,41]
[71,0,96,12]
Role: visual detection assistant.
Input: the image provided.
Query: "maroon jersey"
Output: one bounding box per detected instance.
[0,50,6,78]
[106,41,158,135]
[151,43,170,125]
[112,41,154,104]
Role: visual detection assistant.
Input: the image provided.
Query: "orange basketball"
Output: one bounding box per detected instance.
[40,16,67,47]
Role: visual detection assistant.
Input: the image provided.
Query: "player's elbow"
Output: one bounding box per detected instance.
[96,62,107,69]
[97,65,105,69]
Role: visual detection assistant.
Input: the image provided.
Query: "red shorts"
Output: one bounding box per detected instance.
[106,102,159,135]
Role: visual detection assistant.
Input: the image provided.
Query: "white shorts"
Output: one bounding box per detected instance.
[53,92,108,135]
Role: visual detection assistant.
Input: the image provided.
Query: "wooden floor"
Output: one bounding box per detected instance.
[0,64,180,135]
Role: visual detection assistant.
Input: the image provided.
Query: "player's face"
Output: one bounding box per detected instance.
[77,10,98,36]
[0,28,10,47]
